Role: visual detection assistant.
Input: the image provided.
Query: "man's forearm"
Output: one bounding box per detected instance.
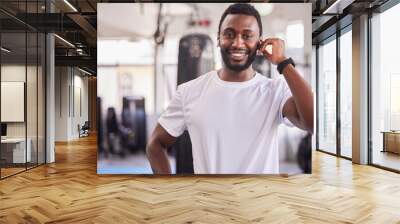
[146,141,172,174]
[282,64,314,132]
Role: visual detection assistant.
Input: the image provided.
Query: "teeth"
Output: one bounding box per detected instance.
[232,53,245,57]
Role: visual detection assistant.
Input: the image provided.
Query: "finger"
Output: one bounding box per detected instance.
[264,51,272,62]
[263,44,273,56]
[263,38,274,45]
[258,40,266,51]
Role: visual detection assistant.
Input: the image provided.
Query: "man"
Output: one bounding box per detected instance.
[146,3,313,174]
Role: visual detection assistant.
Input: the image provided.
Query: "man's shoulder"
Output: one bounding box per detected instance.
[178,70,216,91]
[254,74,284,89]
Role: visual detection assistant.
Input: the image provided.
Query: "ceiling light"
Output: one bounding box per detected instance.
[252,4,274,16]
[54,34,75,48]
[78,67,92,76]
[323,0,354,15]
[1,47,11,53]
[63,0,78,12]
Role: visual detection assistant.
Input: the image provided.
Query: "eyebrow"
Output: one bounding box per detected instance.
[222,27,256,33]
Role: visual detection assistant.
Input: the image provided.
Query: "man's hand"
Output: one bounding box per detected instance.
[259,38,287,65]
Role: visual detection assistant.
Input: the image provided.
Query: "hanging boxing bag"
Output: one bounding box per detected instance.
[177,33,214,84]
[175,33,214,174]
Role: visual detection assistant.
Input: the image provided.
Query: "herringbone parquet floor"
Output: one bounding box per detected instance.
[1,135,400,223]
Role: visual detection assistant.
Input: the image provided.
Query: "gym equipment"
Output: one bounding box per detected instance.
[121,97,137,153]
[121,96,147,153]
[297,134,311,173]
[105,107,124,157]
[177,33,214,84]
[174,33,214,174]
[97,97,105,156]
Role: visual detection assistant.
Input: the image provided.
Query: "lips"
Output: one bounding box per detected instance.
[228,50,248,61]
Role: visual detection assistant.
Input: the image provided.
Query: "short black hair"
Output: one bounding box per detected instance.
[218,3,263,37]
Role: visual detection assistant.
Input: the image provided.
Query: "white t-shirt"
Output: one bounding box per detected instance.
[158,70,292,174]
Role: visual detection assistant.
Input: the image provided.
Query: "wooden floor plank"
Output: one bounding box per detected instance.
[0,135,400,223]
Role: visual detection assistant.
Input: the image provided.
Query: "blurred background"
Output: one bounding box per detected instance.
[97,3,312,174]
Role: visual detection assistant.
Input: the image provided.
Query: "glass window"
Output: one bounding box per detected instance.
[318,37,337,154]
[0,1,46,179]
[1,30,28,177]
[312,46,317,151]
[371,3,400,171]
[38,32,46,165]
[27,30,38,169]
[339,29,352,158]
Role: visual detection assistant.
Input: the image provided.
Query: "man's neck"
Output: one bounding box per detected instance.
[218,67,256,82]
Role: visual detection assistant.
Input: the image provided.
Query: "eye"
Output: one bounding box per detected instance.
[223,30,235,39]
[242,33,253,40]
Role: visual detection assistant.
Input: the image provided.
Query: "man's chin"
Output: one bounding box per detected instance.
[226,64,251,72]
[220,49,256,72]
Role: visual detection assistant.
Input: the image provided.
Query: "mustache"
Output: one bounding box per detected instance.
[223,48,250,53]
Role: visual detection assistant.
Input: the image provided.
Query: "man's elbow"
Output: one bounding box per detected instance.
[305,123,314,134]
[292,112,313,134]
[296,114,313,134]
[302,117,314,134]
[146,138,159,159]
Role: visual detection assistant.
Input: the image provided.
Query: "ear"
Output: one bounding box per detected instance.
[256,38,263,55]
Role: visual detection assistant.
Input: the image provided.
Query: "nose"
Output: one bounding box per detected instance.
[232,35,245,48]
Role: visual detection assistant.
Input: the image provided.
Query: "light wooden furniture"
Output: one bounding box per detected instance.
[382,131,400,154]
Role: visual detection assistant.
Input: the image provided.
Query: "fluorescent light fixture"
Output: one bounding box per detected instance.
[1,47,11,53]
[54,34,75,48]
[78,67,92,76]
[323,0,355,15]
[63,0,78,12]
[252,4,274,16]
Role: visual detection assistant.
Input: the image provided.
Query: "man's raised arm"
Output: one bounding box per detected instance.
[260,38,314,133]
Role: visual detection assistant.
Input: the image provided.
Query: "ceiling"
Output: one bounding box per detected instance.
[0,0,394,75]
[98,3,311,40]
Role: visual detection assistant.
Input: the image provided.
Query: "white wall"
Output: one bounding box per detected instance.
[55,67,89,141]
[1,65,32,138]
[55,66,68,141]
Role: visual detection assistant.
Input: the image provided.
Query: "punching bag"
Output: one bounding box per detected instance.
[175,33,214,174]
[121,96,147,152]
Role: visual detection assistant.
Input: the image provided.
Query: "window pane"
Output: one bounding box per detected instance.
[27,31,38,169]
[371,3,400,171]
[38,32,46,165]
[340,29,352,158]
[1,30,27,177]
[318,38,337,154]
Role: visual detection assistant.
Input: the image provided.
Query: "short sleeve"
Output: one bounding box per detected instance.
[277,78,294,127]
[158,85,187,137]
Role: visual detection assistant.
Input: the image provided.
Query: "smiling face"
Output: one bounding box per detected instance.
[219,14,261,72]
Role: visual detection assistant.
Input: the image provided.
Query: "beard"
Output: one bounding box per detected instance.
[220,45,257,72]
